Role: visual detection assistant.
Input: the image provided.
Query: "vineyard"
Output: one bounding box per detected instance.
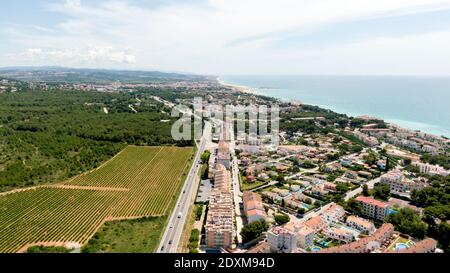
[0,146,194,253]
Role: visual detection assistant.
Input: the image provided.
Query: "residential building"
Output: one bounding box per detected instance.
[325,227,354,243]
[285,222,315,250]
[380,170,427,194]
[412,162,449,176]
[297,226,315,250]
[320,203,346,225]
[243,191,266,224]
[205,164,234,249]
[267,227,298,253]
[217,141,231,169]
[356,196,390,222]
[304,216,327,233]
[346,216,376,235]
[205,190,234,249]
[318,224,395,253]
[390,238,437,253]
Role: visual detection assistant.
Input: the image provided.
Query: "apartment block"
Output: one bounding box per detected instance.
[356,196,390,222]
[267,227,298,253]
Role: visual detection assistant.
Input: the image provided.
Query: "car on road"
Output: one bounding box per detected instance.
[161,246,165,251]
[168,240,172,245]
[178,212,182,219]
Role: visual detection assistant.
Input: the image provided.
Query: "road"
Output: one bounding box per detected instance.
[228,122,244,245]
[157,122,211,253]
[344,177,380,201]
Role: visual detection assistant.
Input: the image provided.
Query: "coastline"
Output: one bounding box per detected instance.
[217,78,449,139]
[217,77,259,95]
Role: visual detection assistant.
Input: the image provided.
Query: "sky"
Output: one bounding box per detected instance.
[2,0,450,75]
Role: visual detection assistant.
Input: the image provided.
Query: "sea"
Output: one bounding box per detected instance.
[219,75,450,138]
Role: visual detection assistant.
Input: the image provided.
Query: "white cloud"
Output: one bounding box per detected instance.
[9,46,136,66]
[3,0,450,74]
[64,0,81,9]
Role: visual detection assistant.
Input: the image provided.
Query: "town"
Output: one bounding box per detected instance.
[176,86,450,254]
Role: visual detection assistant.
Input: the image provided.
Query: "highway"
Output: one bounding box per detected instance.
[157,122,211,253]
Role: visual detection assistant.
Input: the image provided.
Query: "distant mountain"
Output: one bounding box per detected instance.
[0,67,210,83]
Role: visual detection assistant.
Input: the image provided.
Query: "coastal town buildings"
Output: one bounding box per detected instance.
[267,227,298,253]
[346,216,376,235]
[380,170,427,194]
[412,162,449,176]
[390,238,437,253]
[320,203,346,225]
[243,191,266,224]
[325,227,354,243]
[318,224,395,253]
[356,196,391,222]
[205,164,234,249]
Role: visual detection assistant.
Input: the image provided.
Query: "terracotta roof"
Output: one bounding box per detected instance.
[356,196,389,209]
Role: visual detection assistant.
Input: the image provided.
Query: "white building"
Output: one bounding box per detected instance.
[325,227,354,243]
[356,196,390,222]
[346,216,376,235]
[298,226,315,250]
[380,170,427,194]
[412,162,449,176]
[320,203,346,225]
[267,227,298,253]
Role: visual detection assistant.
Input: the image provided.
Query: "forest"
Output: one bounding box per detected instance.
[0,88,190,191]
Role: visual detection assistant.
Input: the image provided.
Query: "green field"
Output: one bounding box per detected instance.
[82,217,167,253]
[0,146,194,253]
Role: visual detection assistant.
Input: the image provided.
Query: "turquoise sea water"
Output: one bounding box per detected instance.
[220,75,450,137]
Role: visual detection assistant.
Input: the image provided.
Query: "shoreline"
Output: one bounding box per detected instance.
[217,78,449,139]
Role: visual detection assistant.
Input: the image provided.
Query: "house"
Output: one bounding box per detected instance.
[340,157,352,167]
[323,182,337,192]
[304,216,327,233]
[262,191,282,203]
[325,228,354,243]
[243,191,266,224]
[346,216,376,235]
[272,188,290,197]
[320,203,345,225]
[344,171,358,179]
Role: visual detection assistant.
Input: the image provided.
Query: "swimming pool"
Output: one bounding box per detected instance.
[395,243,409,251]
[312,246,322,252]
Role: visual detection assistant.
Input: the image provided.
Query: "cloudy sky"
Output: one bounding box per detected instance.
[2,0,450,75]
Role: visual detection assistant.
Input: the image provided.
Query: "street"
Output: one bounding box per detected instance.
[157,122,211,253]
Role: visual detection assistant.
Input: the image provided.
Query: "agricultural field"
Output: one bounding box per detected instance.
[0,146,194,253]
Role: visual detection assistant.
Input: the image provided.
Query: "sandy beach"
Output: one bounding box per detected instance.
[217,77,259,95]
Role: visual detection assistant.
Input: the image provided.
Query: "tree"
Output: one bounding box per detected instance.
[430,222,450,252]
[362,184,370,196]
[240,220,269,243]
[386,208,428,240]
[297,208,306,215]
[336,183,349,194]
[201,151,211,164]
[274,214,290,225]
[373,183,390,201]
[344,199,363,216]
[276,174,286,183]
